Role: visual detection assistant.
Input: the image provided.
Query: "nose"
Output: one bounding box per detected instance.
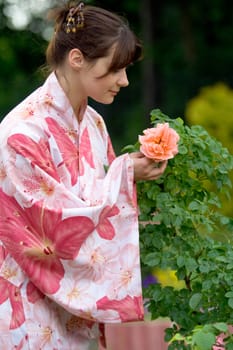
[117,69,129,87]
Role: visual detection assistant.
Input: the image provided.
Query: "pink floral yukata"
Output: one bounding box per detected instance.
[0,73,144,350]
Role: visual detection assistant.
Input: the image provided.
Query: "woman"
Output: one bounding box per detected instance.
[0,1,167,349]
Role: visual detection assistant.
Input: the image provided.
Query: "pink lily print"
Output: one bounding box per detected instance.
[0,189,95,294]
[79,127,95,171]
[0,277,25,329]
[7,134,60,182]
[11,163,77,210]
[107,136,116,165]
[106,244,141,299]
[97,295,144,322]
[0,244,7,267]
[27,281,45,304]
[96,205,120,240]
[46,117,79,185]
[0,160,15,196]
[71,236,119,282]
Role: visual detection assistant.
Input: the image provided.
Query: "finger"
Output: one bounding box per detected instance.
[149,161,168,179]
[158,160,168,171]
[129,152,145,160]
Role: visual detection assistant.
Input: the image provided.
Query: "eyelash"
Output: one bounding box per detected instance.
[113,66,131,73]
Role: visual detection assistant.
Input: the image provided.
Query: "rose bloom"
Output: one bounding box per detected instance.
[138,123,180,161]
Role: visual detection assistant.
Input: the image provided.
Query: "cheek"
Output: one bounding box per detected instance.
[90,80,110,96]
[87,81,115,104]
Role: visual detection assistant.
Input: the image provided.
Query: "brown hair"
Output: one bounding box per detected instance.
[46,1,142,72]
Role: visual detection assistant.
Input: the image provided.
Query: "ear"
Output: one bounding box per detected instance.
[68,48,84,70]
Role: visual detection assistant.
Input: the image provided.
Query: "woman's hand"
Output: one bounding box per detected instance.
[129,152,168,181]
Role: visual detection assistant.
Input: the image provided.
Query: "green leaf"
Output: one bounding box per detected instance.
[143,253,161,267]
[188,201,201,211]
[226,342,233,350]
[192,331,216,350]
[178,145,188,155]
[185,257,198,273]
[170,333,186,342]
[189,293,202,310]
[121,144,139,153]
[202,280,213,290]
[152,285,163,302]
[213,322,228,333]
[177,256,185,267]
[228,298,233,309]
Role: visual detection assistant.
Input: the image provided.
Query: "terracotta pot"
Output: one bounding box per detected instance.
[99,320,170,350]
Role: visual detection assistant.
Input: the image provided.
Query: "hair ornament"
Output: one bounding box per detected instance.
[65,2,85,33]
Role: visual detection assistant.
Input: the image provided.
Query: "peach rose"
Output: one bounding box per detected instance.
[138,123,180,161]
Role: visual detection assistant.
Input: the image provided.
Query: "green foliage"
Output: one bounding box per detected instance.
[186,83,233,217]
[126,109,233,349]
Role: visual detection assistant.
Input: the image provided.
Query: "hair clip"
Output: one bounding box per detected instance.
[65,2,85,34]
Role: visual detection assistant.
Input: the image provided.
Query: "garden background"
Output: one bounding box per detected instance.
[1,0,232,152]
[1,0,233,349]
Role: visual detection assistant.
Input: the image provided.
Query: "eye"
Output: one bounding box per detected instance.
[112,69,122,73]
[115,67,128,73]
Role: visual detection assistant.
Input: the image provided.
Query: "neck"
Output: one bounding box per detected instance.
[55,68,87,123]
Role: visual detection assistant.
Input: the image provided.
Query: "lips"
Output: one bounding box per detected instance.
[109,90,119,95]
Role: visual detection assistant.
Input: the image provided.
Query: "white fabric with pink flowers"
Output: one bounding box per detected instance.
[0,73,144,350]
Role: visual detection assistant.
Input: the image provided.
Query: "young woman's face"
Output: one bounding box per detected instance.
[80,46,129,104]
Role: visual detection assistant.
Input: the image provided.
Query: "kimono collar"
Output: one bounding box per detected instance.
[41,72,87,129]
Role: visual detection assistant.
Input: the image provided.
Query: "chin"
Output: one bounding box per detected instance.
[93,97,115,105]
[102,100,114,105]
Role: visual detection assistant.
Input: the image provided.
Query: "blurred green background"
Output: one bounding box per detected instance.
[0,0,232,152]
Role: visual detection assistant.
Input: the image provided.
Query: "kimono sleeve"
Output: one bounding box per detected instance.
[0,129,144,324]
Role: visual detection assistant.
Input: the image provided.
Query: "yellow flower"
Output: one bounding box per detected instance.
[153,268,186,290]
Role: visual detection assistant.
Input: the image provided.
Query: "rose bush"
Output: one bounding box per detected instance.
[123,109,233,350]
[138,123,180,161]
